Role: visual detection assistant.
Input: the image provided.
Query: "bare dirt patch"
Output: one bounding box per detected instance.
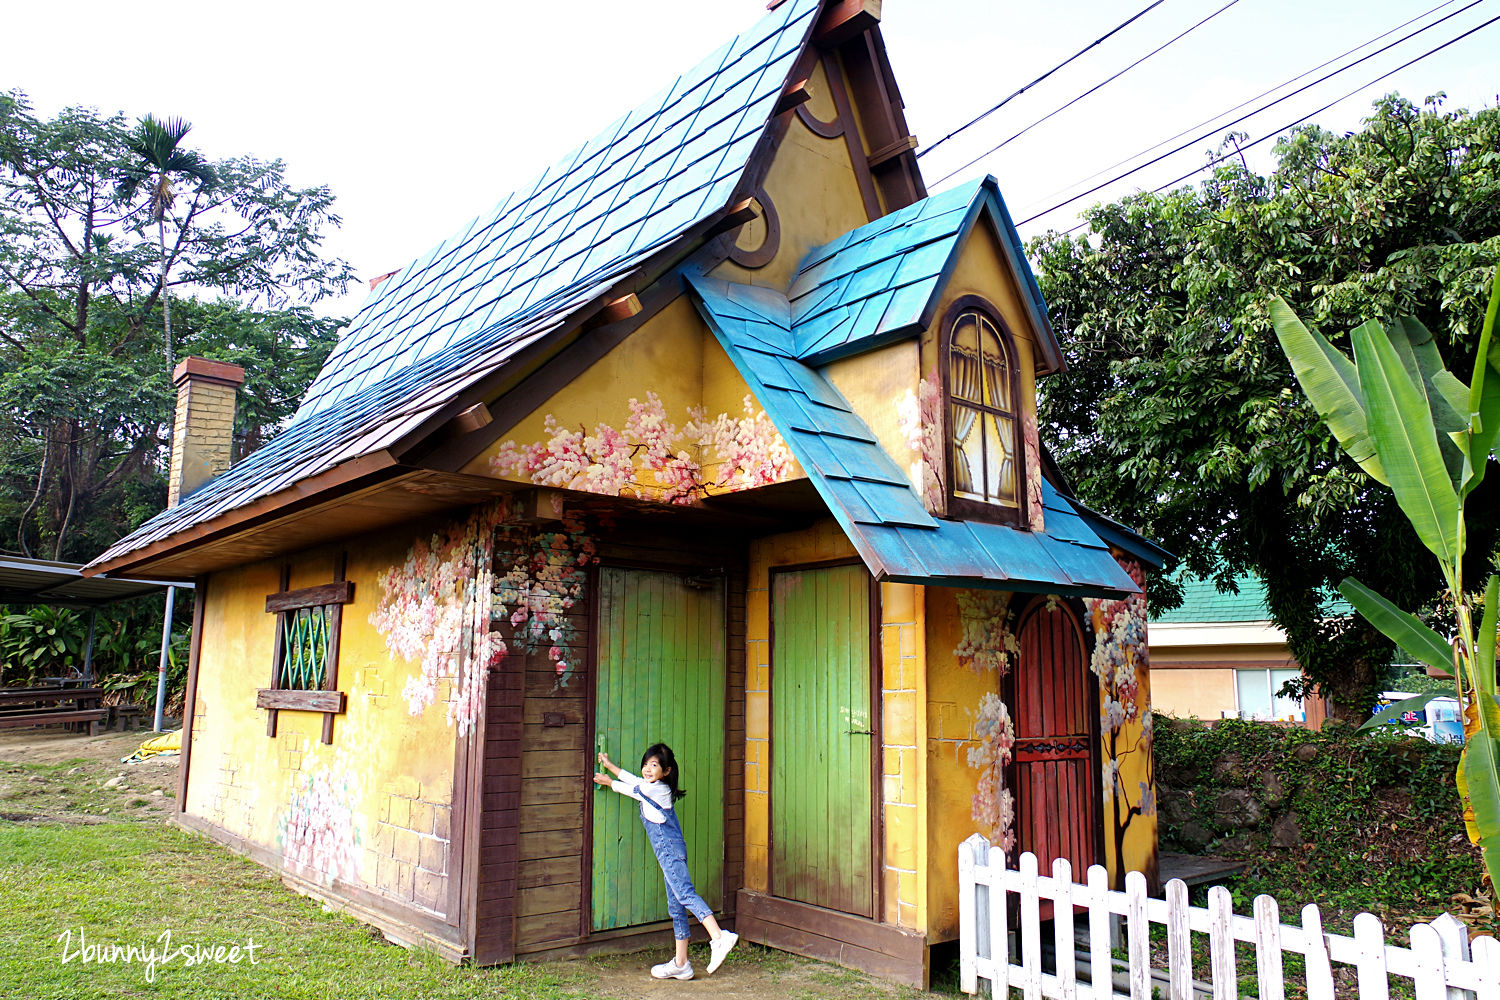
[0,728,179,823]
[560,945,929,1000]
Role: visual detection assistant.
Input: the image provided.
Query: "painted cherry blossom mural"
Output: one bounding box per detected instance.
[953,589,1018,848]
[278,765,361,882]
[491,392,793,504]
[1084,555,1156,885]
[370,503,507,736]
[895,371,945,513]
[967,691,1017,851]
[954,589,1017,675]
[371,500,601,730]
[490,509,597,691]
[1023,410,1044,532]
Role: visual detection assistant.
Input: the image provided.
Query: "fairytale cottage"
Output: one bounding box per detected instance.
[85,0,1166,985]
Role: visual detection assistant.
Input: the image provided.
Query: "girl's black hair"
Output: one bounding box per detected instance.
[642,743,687,801]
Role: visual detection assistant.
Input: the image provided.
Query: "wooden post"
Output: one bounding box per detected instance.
[1207,886,1236,1000]
[1253,894,1284,1000]
[1019,852,1042,1000]
[1127,871,1151,1000]
[1052,857,1077,999]
[1410,922,1450,1000]
[1469,933,1500,999]
[1301,904,1336,1000]
[959,834,980,995]
[1352,912,1391,1000]
[989,848,1008,997]
[1166,878,1191,1000]
[1428,913,1470,1000]
[1087,865,1113,1000]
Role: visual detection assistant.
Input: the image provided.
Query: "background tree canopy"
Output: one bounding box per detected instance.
[1029,94,1500,717]
[0,90,353,563]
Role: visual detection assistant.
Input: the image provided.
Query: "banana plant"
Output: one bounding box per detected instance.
[1271,269,1500,905]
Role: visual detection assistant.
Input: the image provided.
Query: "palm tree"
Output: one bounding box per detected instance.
[117,115,214,371]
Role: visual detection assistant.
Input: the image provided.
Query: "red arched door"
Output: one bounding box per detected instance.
[1011,599,1100,877]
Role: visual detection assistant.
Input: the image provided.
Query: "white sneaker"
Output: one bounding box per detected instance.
[706,930,739,974]
[651,958,694,980]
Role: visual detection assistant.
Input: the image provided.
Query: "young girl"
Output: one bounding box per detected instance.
[593,743,738,980]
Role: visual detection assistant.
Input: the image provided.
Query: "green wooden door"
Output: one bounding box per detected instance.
[771,563,874,916]
[591,567,726,932]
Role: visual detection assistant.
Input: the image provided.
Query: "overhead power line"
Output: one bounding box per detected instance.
[1013,1,1493,228]
[1136,15,1500,201]
[918,0,1167,160]
[1028,0,1473,210]
[929,0,1243,189]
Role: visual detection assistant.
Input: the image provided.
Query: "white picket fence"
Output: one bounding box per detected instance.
[958,834,1500,1000]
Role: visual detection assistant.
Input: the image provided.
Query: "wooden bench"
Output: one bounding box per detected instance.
[0,687,108,735]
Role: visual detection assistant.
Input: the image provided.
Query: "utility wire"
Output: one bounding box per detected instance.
[929,0,1242,188]
[1026,0,1472,210]
[1012,0,1492,228]
[919,0,1167,160]
[1135,15,1500,204]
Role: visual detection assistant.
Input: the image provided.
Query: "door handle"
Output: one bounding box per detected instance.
[844,729,874,736]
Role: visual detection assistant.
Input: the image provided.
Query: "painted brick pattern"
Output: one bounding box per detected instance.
[369,777,451,914]
[169,378,239,507]
[208,750,251,834]
[879,582,923,929]
[744,576,771,891]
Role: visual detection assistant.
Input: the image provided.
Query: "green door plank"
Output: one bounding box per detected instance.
[771,563,873,916]
[591,567,726,932]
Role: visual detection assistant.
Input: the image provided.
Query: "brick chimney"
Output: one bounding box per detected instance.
[169,357,246,508]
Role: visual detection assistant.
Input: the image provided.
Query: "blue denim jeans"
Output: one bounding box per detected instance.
[635,785,712,939]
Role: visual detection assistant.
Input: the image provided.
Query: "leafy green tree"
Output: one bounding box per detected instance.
[0,90,353,561]
[117,114,214,371]
[1029,94,1500,717]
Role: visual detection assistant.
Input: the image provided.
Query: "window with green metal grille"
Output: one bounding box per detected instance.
[277,605,333,691]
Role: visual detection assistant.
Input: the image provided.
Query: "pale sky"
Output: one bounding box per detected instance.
[7,0,1497,319]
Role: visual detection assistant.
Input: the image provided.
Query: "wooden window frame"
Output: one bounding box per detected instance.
[940,295,1029,527]
[258,559,352,744]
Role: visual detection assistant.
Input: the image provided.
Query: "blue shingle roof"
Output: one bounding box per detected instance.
[88,0,821,571]
[687,272,1139,597]
[784,175,1060,368]
[302,0,818,418]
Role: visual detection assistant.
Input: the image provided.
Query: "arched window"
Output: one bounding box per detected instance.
[944,300,1025,523]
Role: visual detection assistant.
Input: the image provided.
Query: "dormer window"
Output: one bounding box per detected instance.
[944,299,1026,525]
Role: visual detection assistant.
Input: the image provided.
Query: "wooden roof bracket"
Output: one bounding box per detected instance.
[774,79,813,116]
[867,134,919,167]
[815,0,881,47]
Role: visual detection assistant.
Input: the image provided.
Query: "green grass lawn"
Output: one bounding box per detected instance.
[0,749,921,1000]
[0,818,594,999]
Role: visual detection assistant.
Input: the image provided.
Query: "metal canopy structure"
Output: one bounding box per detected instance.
[0,555,192,608]
[0,556,193,729]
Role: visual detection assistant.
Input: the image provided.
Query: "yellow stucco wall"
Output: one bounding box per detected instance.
[742,521,927,931]
[825,340,920,493]
[464,296,802,498]
[922,586,1015,942]
[716,61,873,292]
[187,516,472,917]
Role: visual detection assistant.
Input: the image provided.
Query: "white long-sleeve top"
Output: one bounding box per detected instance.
[608,769,674,824]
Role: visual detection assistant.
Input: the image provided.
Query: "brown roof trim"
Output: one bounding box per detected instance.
[82,451,401,578]
[173,356,246,389]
